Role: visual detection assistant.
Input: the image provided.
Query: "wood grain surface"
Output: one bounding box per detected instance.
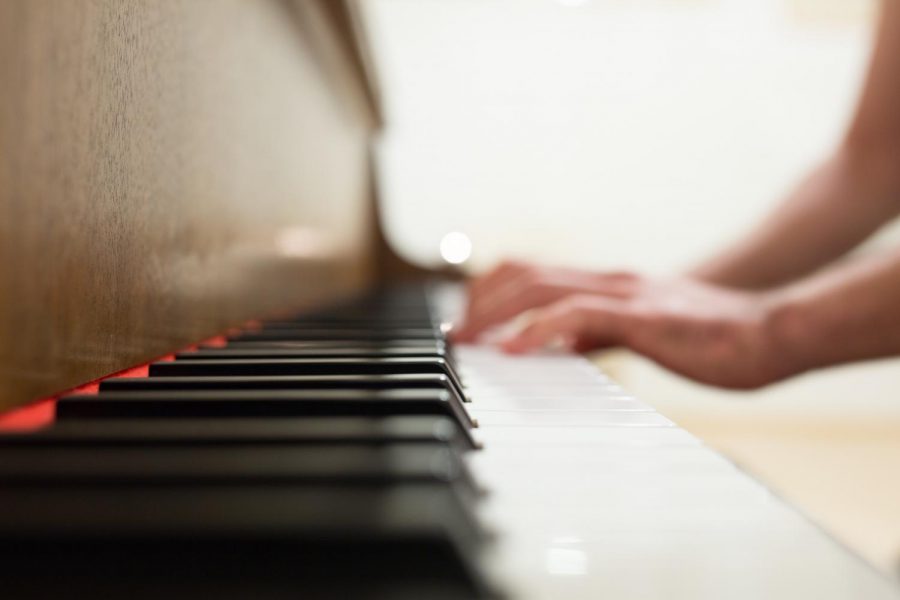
[0,0,379,410]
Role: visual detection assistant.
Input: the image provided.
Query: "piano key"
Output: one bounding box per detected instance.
[103,371,449,388]
[470,409,673,427]
[0,444,477,495]
[176,346,464,381]
[217,339,446,350]
[0,485,490,599]
[155,355,446,376]
[99,373,468,408]
[473,425,703,448]
[316,291,433,306]
[309,296,435,313]
[0,416,477,451]
[262,317,437,328]
[232,328,440,342]
[58,389,476,429]
[293,308,435,321]
[469,395,652,411]
[256,322,440,332]
[150,357,468,400]
[176,347,446,360]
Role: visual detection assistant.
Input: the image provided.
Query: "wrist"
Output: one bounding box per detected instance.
[760,288,821,381]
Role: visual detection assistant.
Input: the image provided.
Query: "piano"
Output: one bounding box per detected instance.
[0,1,897,598]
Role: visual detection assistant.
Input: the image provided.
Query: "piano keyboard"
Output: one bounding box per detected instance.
[1,284,899,599]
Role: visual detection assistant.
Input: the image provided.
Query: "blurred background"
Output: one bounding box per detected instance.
[362,0,900,575]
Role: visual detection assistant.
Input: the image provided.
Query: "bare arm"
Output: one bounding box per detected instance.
[770,246,900,373]
[497,246,900,389]
[692,1,900,289]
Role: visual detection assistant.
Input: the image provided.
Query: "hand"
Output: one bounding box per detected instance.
[451,260,640,342]
[455,263,797,389]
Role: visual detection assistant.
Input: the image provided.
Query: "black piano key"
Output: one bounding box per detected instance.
[175,347,464,383]
[293,309,435,321]
[151,357,447,377]
[216,339,446,350]
[307,293,434,313]
[0,444,477,495]
[262,317,437,328]
[0,416,477,452]
[256,322,440,332]
[99,373,467,406]
[101,373,450,389]
[149,358,468,400]
[57,389,476,429]
[0,485,490,599]
[232,328,440,342]
[176,347,445,360]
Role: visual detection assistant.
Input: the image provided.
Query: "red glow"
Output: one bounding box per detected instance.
[203,335,229,348]
[0,329,238,431]
[110,365,150,378]
[0,398,56,431]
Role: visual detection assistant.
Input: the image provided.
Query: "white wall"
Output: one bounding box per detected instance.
[366,0,882,272]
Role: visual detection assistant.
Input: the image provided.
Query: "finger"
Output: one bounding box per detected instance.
[455,268,582,341]
[464,271,543,335]
[464,262,537,320]
[455,270,638,342]
[466,260,529,302]
[452,261,532,341]
[455,267,642,342]
[453,275,550,341]
[587,271,642,299]
[501,296,631,354]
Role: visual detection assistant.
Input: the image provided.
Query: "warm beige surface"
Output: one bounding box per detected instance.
[0,1,378,410]
[601,352,900,578]
[687,415,900,577]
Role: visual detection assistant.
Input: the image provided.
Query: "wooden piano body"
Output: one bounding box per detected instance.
[0,0,409,413]
[1,2,899,599]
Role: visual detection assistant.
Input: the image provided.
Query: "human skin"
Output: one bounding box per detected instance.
[451,2,900,389]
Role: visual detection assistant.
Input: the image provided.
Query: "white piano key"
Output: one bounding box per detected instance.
[473,425,702,448]
[469,395,651,411]
[471,410,674,427]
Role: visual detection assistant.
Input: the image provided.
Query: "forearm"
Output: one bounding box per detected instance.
[691,147,900,289]
[694,1,900,290]
[770,246,900,377]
